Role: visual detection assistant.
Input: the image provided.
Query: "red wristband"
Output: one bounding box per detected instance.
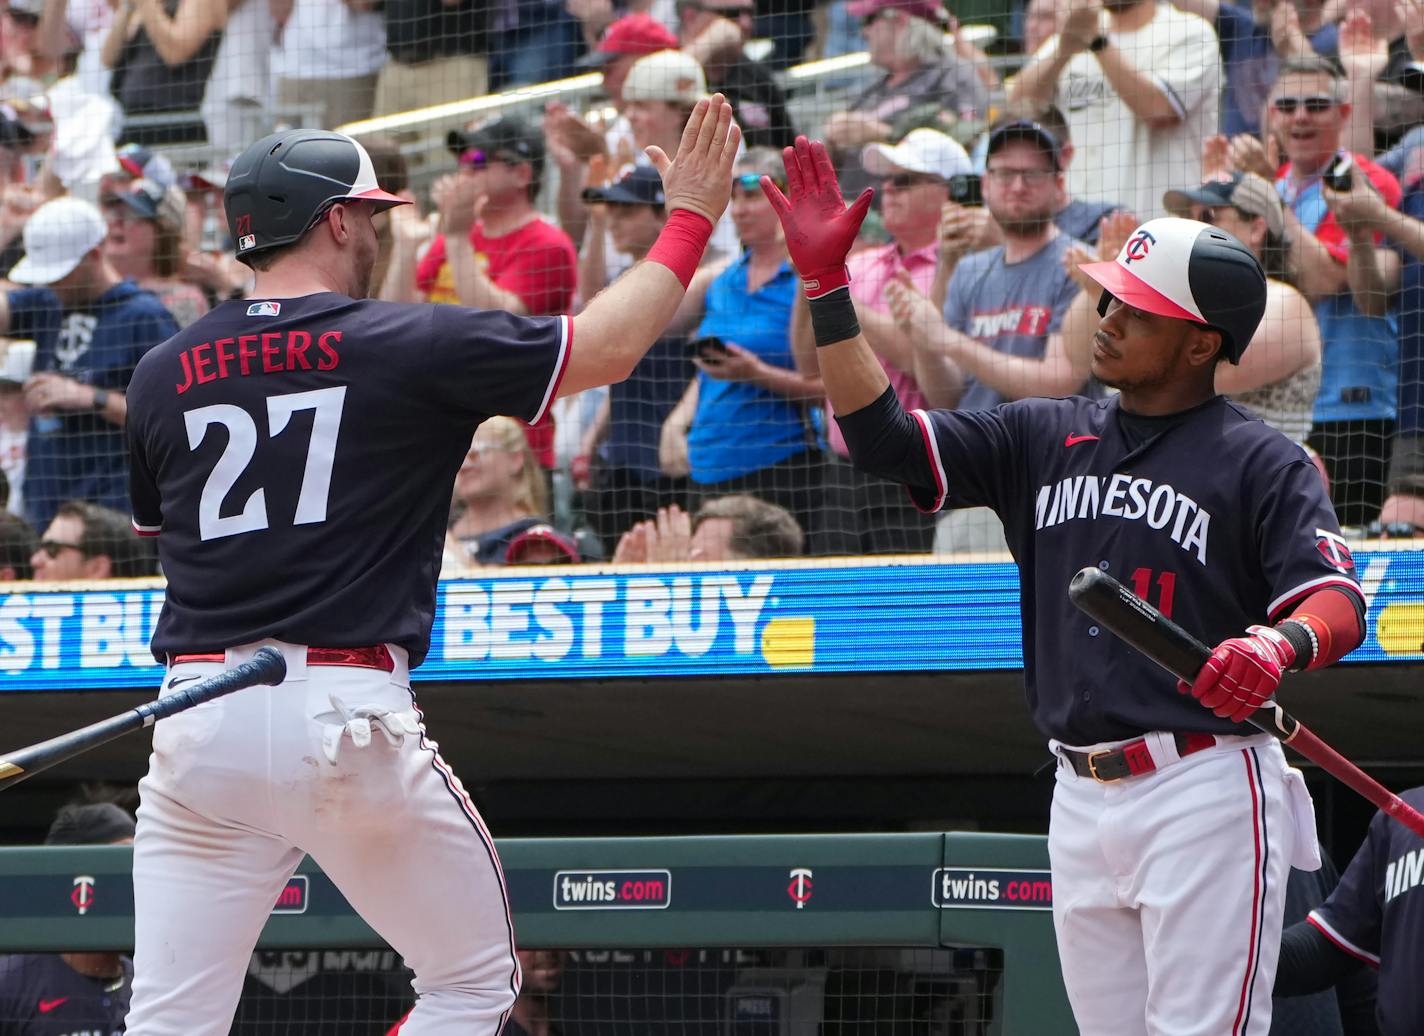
[646,209,714,289]
[801,264,850,300]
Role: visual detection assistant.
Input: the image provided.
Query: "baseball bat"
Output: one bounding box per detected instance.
[1068,567,1424,839]
[0,647,287,792]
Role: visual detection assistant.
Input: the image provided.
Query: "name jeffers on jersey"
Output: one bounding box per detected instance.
[1035,473,1212,564]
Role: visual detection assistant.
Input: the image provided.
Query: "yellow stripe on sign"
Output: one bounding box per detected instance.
[761,617,815,668]
[0,761,24,780]
[1376,603,1424,657]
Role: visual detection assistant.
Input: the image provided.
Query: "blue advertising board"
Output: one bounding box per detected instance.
[0,551,1419,692]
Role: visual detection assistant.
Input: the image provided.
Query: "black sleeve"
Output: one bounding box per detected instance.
[1335,961,1381,1036]
[834,384,939,498]
[1275,920,1370,996]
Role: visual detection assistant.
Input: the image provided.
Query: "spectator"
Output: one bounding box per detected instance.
[1,196,179,530]
[357,134,414,304]
[2,0,61,80]
[375,0,486,119]
[1231,55,1402,526]
[1171,0,1336,137]
[1317,166,1424,536]
[885,119,1094,554]
[1031,103,1129,247]
[613,494,804,561]
[175,161,253,305]
[0,108,44,281]
[34,0,120,99]
[1275,784,1424,1035]
[1020,0,1058,55]
[100,0,225,145]
[273,0,384,131]
[505,948,568,1036]
[1160,169,1323,448]
[0,510,36,578]
[821,0,990,200]
[505,524,581,565]
[676,0,795,149]
[0,803,136,1031]
[660,149,822,543]
[547,12,678,262]
[0,341,29,515]
[444,417,552,569]
[576,165,693,553]
[1328,1,1424,155]
[200,0,274,154]
[1008,0,1221,221]
[488,0,582,90]
[31,499,155,579]
[102,177,210,328]
[793,127,967,555]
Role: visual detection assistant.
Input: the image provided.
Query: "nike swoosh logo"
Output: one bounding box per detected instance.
[167,674,202,689]
[38,998,67,1013]
[1064,434,1100,447]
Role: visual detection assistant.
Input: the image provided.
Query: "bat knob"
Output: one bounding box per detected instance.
[251,646,288,686]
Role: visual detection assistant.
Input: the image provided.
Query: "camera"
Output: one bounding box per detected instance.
[1322,155,1353,192]
[690,336,730,361]
[949,173,982,207]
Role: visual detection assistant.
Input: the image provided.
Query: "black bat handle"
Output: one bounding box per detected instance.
[136,646,288,726]
[1068,567,1301,742]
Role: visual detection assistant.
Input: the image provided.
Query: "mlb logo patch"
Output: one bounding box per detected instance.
[238,234,256,251]
[247,301,281,317]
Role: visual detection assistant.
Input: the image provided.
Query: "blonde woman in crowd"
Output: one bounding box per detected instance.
[444,416,552,569]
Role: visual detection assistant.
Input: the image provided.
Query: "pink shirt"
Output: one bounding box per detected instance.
[826,240,939,457]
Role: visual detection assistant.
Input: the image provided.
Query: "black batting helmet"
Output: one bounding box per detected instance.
[224,129,408,266]
[1078,217,1267,363]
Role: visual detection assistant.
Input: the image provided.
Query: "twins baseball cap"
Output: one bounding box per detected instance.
[621,50,708,106]
[116,143,177,191]
[1163,173,1285,240]
[1078,217,1267,363]
[107,177,187,231]
[582,165,666,206]
[862,128,973,181]
[986,119,1063,170]
[580,13,679,66]
[10,196,107,285]
[505,524,581,565]
[845,0,947,24]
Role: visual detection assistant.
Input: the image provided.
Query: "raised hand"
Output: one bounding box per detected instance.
[760,135,873,298]
[646,93,740,225]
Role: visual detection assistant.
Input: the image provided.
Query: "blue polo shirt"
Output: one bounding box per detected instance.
[12,279,178,529]
[686,254,811,483]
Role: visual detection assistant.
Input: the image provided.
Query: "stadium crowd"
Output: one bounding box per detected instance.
[0,0,1419,577]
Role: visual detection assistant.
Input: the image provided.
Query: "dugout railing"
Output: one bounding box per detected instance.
[0,831,1073,1033]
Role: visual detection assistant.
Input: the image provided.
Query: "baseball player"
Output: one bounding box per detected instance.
[121,100,739,1036]
[762,138,1368,1034]
[1276,785,1424,1035]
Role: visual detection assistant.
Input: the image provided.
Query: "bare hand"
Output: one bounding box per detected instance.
[24,372,98,415]
[883,270,943,339]
[1063,242,1101,294]
[821,111,891,151]
[646,92,741,224]
[1270,0,1309,57]
[938,202,980,268]
[0,182,41,240]
[565,0,612,27]
[646,504,693,562]
[612,520,649,563]
[1323,169,1389,237]
[692,341,763,382]
[1201,134,1231,182]
[432,172,483,237]
[1096,209,1137,260]
[1226,133,1279,180]
[388,197,435,252]
[1060,0,1103,51]
[546,101,607,166]
[1338,6,1387,79]
[1401,0,1424,63]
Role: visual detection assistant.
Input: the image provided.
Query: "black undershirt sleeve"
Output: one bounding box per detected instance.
[834,384,938,491]
[1274,920,1370,996]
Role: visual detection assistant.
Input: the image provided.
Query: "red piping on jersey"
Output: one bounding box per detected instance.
[1232,749,1268,1036]
[1267,577,1363,623]
[529,315,572,428]
[131,518,161,538]
[1306,913,1381,967]
[907,409,947,514]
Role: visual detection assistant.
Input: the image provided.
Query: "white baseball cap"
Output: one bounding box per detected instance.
[621,50,709,106]
[10,196,107,285]
[862,128,973,181]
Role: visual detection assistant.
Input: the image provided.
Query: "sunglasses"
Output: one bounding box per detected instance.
[37,540,85,559]
[5,9,39,26]
[458,148,523,170]
[883,172,945,190]
[686,1,755,16]
[733,172,783,191]
[1270,95,1337,115]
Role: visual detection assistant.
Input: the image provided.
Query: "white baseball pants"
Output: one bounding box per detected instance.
[124,642,520,1036]
[1049,733,1315,1036]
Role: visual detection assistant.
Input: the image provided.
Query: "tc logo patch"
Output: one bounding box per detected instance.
[1315,530,1355,574]
[1123,229,1156,263]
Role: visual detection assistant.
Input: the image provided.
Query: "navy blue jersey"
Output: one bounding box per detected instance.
[126,293,568,667]
[1308,786,1424,1036]
[0,954,132,1036]
[907,394,1363,744]
[11,282,178,529]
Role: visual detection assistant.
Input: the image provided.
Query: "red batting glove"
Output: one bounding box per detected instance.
[1177,625,1296,723]
[760,136,874,299]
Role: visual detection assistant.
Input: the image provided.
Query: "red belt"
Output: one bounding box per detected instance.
[1062,732,1218,783]
[170,645,395,672]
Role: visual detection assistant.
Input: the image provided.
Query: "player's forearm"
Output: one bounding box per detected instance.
[1278,586,1365,670]
[1274,920,1369,995]
[569,261,689,392]
[449,238,528,315]
[1093,43,1182,126]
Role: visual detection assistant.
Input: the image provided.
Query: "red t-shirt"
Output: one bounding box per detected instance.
[416,217,577,466]
[1279,153,1403,263]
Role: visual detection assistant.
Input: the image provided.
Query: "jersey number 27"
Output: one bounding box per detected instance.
[183,386,346,541]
